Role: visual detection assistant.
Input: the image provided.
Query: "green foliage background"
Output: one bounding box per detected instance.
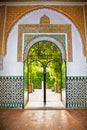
[24,41,66,91]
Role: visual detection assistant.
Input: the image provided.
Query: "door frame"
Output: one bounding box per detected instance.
[24,39,66,108]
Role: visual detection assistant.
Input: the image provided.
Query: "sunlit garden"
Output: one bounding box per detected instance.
[24,41,66,92]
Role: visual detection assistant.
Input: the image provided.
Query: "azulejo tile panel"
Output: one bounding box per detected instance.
[0,76,87,108]
[0,76,24,108]
[66,76,87,108]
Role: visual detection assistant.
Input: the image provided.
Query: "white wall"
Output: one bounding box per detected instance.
[67,26,87,76]
[0,8,86,76]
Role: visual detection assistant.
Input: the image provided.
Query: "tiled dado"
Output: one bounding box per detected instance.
[66,76,87,108]
[0,76,87,109]
[0,76,24,108]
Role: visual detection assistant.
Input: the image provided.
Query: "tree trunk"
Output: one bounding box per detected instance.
[28,83,33,93]
[55,82,60,93]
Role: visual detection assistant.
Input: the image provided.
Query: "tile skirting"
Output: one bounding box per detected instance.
[0,76,87,108]
[0,76,24,108]
[66,76,87,108]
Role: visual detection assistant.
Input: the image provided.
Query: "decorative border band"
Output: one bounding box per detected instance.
[0,103,24,108]
[18,24,72,62]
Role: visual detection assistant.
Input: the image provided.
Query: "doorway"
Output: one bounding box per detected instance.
[24,41,66,109]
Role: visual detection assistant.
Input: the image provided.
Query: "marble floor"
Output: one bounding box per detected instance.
[0,109,87,130]
[24,89,65,109]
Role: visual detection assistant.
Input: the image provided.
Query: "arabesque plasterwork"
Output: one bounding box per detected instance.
[0,5,87,57]
[18,22,72,62]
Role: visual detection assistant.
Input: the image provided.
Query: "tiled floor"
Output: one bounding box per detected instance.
[25,89,66,109]
[0,109,87,130]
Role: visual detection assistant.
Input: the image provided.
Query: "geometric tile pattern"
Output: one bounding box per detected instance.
[0,76,87,109]
[24,34,66,47]
[0,76,24,108]
[66,76,87,108]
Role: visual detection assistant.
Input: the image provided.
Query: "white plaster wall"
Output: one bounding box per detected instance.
[0,25,23,76]
[67,27,87,76]
[0,8,86,76]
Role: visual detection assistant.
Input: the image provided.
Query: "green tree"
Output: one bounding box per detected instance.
[24,41,65,92]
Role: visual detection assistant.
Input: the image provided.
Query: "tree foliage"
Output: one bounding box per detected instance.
[24,41,66,91]
[28,41,62,65]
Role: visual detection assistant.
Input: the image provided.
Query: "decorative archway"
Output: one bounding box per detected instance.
[2,6,87,57]
[18,21,71,61]
[24,40,66,108]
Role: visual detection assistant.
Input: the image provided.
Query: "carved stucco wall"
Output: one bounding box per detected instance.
[18,24,72,62]
[0,7,86,76]
[0,6,5,55]
[0,5,87,57]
